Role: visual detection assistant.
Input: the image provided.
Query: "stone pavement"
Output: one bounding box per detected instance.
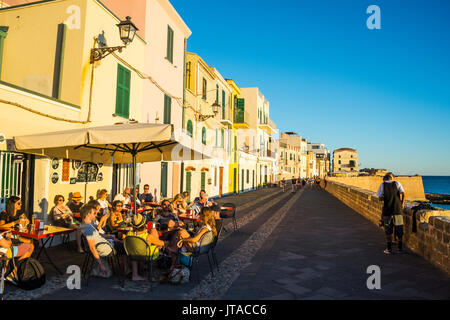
[3,186,450,300]
[222,188,450,300]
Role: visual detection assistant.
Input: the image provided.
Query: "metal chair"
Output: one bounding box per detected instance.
[184,230,215,283]
[80,235,122,287]
[220,203,237,232]
[123,236,161,290]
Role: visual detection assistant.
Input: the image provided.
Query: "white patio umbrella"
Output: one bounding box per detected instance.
[14,122,207,215]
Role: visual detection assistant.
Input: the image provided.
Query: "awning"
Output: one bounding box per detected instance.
[14,123,208,164]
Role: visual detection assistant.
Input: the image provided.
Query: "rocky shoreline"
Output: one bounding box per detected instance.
[425,193,450,205]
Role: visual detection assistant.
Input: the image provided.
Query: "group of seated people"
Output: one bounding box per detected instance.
[78,189,221,281]
[1,187,222,283]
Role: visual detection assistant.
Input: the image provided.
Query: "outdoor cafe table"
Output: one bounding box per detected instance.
[0,225,75,275]
[178,213,201,222]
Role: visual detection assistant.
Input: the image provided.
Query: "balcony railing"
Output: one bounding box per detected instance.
[234,109,250,127]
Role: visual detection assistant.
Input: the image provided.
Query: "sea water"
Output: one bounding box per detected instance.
[422,176,450,210]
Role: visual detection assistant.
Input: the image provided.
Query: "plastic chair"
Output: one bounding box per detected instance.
[220,203,237,232]
[80,235,122,287]
[184,230,215,283]
[123,236,161,290]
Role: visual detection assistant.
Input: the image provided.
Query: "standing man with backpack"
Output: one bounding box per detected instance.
[376,172,406,254]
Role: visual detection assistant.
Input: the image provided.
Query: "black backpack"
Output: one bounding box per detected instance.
[15,257,46,290]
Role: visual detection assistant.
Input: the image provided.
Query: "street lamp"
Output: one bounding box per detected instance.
[90,16,139,64]
[197,101,221,121]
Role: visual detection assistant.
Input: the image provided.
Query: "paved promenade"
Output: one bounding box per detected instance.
[4,187,450,300]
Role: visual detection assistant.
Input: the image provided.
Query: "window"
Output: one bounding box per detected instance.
[161,162,168,197]
[222,90,225,118]
[221,129,224,148]
[0,27,8,78]
[163,95,171,124]
[338,160,341,164]
[115,64,131,118]
[202,78,207,100]
[186,120,193,137]
[216,84,219,103]
[246,170,249,183]
[166,25,174,63]
[202,127,206,145]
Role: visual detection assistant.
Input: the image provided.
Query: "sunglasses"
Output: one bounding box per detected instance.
[116,205,123,208]
[58,199,64,202]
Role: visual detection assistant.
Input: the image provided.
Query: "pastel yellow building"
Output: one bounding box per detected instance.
[183,52,230,199]
[333,148,359,173]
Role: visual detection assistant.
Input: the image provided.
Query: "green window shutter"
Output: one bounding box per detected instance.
[215,129,218,146]
[186,171,192,200]
[161,162,168,198]
[221,129,224,148]
[222,90,225,118]
[187,120,193,137]
[216,84,219,103]
[52,23,66,99]
[202,78,207,100]
[166,25,174,63]
[0,27,9,79]
[201,172,206,191]
[164,95,171,124]
[115,64,131,118]
[202,127,206,145]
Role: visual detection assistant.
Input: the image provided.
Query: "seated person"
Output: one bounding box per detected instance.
[193,190,213,206]
[0,196,26,228]
[105,200,126,234]
[172,194,186,215]
[114,188,131,206]
[86,200,108,233]
[114,187,142,209]
[154,199,184,230]
[80,205,126,276]
[68,192,84,221]
[189,196,209,217]
[181,191,190,209]
[138,184,154,204]
[123,213,165,281]
[173,207,216,255]
[50,194,83,253]
[0,196,33,245]
[97,189,112,217]
[0,230,34,282]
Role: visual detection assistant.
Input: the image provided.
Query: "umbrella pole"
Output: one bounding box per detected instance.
[133,151,137,216]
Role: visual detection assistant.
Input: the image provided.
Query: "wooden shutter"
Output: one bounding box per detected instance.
[187,120,193,137]
[222,90,225,118]
[116,64,130,118]
[201,172,206,191]
[167,25,174,63]
[164,95,171,124]
[161,162,168,198]
[0,27,8,78]
[185,171,191,201]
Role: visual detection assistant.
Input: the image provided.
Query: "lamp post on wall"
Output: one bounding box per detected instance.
[90,16,139,64]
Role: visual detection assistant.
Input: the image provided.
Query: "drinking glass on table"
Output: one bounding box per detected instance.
[19,215,28,231]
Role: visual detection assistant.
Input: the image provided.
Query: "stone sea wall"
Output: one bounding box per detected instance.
[324,180,450,276]
[327,176,427,201]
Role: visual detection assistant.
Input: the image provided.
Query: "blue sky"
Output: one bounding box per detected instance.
[170,0,450,176]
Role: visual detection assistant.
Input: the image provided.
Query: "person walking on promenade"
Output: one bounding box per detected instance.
[291,177,296,194]
[376,172,406,254]
[281,178,286,192]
